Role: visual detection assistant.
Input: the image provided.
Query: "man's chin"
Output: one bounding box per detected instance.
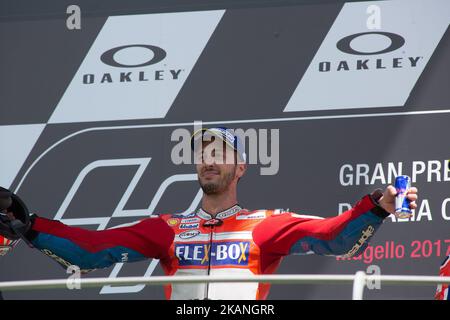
[200,182,220,195]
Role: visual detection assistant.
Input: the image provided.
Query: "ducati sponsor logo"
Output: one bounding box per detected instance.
[319,32,422,72]
[178,230,201,239]
[82,44,184,85]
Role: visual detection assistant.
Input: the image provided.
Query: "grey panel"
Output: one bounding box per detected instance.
[405,26,450,108]
[1,1,449,300]
[0,17,107,125]
[165,4,343,121]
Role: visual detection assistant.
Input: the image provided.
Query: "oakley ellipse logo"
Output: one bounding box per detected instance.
[337,32,405,55]
[101,44,167,68]
[82,44,182,85]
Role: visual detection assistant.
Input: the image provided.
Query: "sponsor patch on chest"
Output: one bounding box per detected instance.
[178,230,201,239]
[179,222,200,229]
[175,241,250,266]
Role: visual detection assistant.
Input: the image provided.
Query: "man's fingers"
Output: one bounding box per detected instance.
[386,186,418,197]
[0,196,12,211]
[407,193,418,201]
[408,187,418,194]
[6,212,16,220]
[385,185,397,197]
[409,201,417,209]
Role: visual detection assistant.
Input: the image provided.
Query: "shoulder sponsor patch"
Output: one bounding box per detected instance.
[236,211,266,220]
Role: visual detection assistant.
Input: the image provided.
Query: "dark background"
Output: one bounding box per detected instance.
[0,0,449,299]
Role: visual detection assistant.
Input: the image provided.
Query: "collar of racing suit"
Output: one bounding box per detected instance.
[196,204,245,220]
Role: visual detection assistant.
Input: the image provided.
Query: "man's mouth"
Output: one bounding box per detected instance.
[202,170,220,178]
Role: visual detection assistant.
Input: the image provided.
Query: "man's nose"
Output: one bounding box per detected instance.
[202,151,218,165]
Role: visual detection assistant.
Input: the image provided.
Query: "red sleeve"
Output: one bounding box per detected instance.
[31,216,174,260]
[435,256,450,300]
[253,195,386,257]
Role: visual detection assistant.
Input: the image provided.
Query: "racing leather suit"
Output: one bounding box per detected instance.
[0,235,16,300]
[27,194,389,300]
[435,255,450,300]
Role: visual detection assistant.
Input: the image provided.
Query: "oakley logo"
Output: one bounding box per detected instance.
[336,32,405,55]
[100,44,167,68]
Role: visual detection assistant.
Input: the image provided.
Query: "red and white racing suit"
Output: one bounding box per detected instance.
[0,236,15,256]
[0,235,16,299]
[27,194,389,299]
[435,255,450,300]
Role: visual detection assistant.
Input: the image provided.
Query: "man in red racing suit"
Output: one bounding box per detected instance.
[0,235,17,300]
[435,255,450,300]
[3,127,419,300]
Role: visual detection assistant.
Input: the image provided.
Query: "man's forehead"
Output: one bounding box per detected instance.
[195,138,235,152]
[191,128,246,163]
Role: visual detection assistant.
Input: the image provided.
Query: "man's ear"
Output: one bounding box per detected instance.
[236,163,247,179]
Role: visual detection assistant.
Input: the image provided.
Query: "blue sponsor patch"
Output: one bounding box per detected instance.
[179,223,200,229]
[175,241,250,266]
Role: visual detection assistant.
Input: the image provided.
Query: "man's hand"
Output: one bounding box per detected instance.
[377,185,418,214]
[0,187,32,242]
[0,189,12,211]
[0,212,24,240]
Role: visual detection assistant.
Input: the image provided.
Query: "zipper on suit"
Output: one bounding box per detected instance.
[204,226,214,299]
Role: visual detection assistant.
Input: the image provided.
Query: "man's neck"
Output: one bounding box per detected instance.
[201,191,238,217]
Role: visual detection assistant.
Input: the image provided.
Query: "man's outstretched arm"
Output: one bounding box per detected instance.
[0,187,174,272]
[26,216,174,272]
[253,186,418,258]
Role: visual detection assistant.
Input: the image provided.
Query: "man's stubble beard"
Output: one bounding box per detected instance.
[199,166,236,195]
